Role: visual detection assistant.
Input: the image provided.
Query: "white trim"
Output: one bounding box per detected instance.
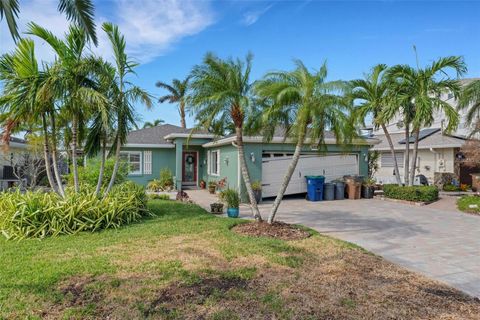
[120,150,142,175]
[164,133,215,140]
[202,136,380,148]
[144,151,152,174]
[122,143,174,149]
[372,143,464,151]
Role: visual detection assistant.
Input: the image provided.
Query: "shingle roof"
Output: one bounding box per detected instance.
[372,128,466,151]
[126,124,209,145]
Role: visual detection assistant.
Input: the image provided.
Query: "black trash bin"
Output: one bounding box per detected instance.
[334,181,345,200]
[323,183,335,201]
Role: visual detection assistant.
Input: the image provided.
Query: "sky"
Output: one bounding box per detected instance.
[1,0,480,128]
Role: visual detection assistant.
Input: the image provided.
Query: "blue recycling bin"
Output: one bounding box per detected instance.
[305,176,325,201]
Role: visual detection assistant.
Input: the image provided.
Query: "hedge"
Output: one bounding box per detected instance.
[383,184,439,202]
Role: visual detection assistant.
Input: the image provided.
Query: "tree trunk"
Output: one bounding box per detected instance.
[49,111,65,197]
[41,114,58,194]
[179,101,186,128]
[71,116,80,193]
[104,133,121,197]
[267,130,306,224]
[409,127,420,186]
[235,126,262,221]
[95,138,107,195]
[404,122,410,186]
[381,124,402,186]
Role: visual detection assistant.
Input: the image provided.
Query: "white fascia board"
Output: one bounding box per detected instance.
[122,143,174,149]
[202,136,379,148]
[163,133,215,140]
[372,143,464,151]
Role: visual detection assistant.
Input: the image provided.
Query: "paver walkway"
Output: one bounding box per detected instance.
[188,189,480,297]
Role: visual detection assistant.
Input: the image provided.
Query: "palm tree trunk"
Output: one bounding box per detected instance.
[267,129,306,224]
[71,115,80,192]
[409,127,420,186]
[95,138,107,195]
[404,122,410,186]
[180,101,186,128]
[235,126,262,221]
[381,124,402,186]
[41,114,58,194]
[104,133,121,197]
[49,111,65,197]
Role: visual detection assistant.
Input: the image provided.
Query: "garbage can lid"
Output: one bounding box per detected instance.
[305,175,325,179]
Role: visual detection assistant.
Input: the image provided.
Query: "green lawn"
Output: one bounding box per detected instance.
[457,195,480,214]
[1,200,479,319]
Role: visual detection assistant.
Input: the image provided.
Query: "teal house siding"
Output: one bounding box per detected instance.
[203,144,240,191]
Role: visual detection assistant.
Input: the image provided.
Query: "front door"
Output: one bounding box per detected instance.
[182,152,197,184]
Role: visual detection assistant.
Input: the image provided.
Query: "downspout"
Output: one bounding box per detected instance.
[232,141,241,191]
[429,147,439,175]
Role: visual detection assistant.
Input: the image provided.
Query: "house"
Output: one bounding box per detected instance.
[121,124,378,200]
[0,136,29,190]
[371,78,480,186]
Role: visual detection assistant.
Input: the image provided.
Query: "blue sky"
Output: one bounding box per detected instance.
[1,1,480,128]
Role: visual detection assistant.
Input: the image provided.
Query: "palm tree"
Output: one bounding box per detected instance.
[27,23,106,193]
[254,60,353,224]
[156,77,190,128]
[102,22,152,196]
[459,79,480,136]
[387,56,466,185]
[143,119,165,128]
[188,52,262,221]
[351,64,402,185]
[0,0,97,44]
[0,38,61,194]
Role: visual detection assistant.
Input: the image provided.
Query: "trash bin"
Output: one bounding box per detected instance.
[346,181,361,199]
[323,183,335,200]
[305,176,325,201]
[334,181,345,200]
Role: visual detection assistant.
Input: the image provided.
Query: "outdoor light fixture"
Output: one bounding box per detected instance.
[224,156,229,166]
[250,152,256,163]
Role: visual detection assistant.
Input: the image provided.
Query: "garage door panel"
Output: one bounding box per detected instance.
[261,154,358,198]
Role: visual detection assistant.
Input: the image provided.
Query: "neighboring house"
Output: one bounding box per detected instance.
[121,124,378,200]
[0,136,29,190]
[371,78,480,186]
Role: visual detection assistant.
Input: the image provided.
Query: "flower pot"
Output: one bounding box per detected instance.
[210,203,224,214]
[227,207,239,218]
[208,185,216,194]
[200,181,206,189]
[253,189,262,204]
[362,186,374,199]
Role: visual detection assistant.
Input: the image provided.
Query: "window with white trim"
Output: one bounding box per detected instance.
[144,151,152,174]
[120,151,142,175]
[208,150,220,176]
[381,152,404,168]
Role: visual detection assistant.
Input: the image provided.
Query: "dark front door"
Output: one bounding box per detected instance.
[460,163,480,186]
[182,152,197,183]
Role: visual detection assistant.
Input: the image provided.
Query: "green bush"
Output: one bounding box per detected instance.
[148,193,171,200]
[443,184,461,192]
[219,188,240,208]
[68,158,129,187]
[457,195,480,213]
[147,169,174,191]
[383,184,439,202]
[0,181,149,240]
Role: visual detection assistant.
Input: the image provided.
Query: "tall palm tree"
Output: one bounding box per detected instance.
[351,64,402,185]
[27,23,105,193]
[459,79,480,136]
[102,22,152,196]
[143,119,165,128]
[0,0,97,44]
[188,52,262,221]
[255,60,353,224]
[156,77,190,128]
[387,56,466,185]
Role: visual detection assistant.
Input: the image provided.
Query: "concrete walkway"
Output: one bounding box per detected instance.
[188,189,480,298]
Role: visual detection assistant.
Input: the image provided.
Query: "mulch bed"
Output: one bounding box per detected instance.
[232,221,310,240]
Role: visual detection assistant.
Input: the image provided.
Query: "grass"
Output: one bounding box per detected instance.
[1,200,479,319]
[457,195,480,214]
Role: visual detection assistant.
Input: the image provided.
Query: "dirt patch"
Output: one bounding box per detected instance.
[58,275,100,307]
[232,221,311,240]
[144,276,249,317]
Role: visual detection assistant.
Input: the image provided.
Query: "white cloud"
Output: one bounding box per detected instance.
[241,4,273,26]
[1,0,215,64]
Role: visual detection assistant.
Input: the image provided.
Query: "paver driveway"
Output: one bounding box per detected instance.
[188,190,480,298]
[272,197,480,298]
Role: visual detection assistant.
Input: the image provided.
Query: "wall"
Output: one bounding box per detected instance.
[203,144,239,192]
[374,148,455,184]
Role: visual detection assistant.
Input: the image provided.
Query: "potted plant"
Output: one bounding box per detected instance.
[252,180,262,203]
[208,181,216,194]
[210,202,224,214]
[362,178,376,199]
[220,188,240,218]
[199,179,206,189]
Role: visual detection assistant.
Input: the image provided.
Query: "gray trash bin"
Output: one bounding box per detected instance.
[323,183,335,201]
[334,181,345,200]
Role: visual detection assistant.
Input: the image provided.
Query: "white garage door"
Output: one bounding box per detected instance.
[261,153,359,198]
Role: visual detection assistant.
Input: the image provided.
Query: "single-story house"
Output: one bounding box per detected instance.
[371,128,475,185]
[121,124,378,200]
[0,136,29,190]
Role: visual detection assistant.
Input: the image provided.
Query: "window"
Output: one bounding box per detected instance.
[381,152,404,168]
[120,151,142,175]
[144,151,152,174]
[208,150,220,176]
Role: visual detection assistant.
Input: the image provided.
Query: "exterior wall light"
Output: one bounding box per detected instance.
[224,156,229,166]
[250,152,256,163]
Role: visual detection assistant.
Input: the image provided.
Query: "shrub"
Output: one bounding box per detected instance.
[219,188,240,208]
[443,184,461,192]
[383,184,439,202]
[147,179,162,192]
[0,181,149,240]
[159,168,174,189]
[252,181,262,191]
[148,193,170,200]
[68,158,129,187]
[457,195,480,213]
